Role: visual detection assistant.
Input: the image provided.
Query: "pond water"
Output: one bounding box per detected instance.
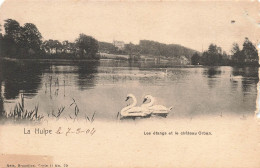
[0,59,258,121]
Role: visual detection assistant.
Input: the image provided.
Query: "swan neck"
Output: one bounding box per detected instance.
[130,95,137,108]
[121,95,137,115]
[147,96,155,107]
[143,96,155,107]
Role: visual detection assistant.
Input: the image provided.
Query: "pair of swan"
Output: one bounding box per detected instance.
[120,94,173,119]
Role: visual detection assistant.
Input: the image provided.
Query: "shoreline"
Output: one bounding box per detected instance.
[0,57,259,67]
[0,57,100,63]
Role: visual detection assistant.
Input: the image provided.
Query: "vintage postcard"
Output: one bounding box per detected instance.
[0,0,259,167]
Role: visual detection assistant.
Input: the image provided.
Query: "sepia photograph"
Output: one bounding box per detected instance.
[0,0,259,167]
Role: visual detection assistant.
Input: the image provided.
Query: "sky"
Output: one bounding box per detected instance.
[0,0,259,53]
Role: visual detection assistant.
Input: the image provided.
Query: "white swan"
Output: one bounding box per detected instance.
[142,95,173,117]
[120,94,151,118]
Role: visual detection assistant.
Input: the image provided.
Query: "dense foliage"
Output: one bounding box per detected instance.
[75,34,99,59]
[98,40,198,59]
[0,19,258,66]
[191,38,259,66]
[0,19,99,59]
[139,40,197,58]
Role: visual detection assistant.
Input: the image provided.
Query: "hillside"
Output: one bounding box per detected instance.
[98,40,199,59]
[139,40,198,59]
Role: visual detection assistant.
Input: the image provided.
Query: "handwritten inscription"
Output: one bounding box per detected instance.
[24,127,96,136]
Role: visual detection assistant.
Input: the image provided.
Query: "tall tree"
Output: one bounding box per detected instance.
[3,19,43,57]
[75,34,99,59]
[242,37,258,62]
[4,19,21,42]
[231,43,240,55]
[191,52,201,65]
[20,23,42,55]
[231,43,244,64]
[203,44,221,65]
[201,44,225,65]
[3,19,22,57]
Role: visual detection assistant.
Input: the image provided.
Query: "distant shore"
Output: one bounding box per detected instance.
[0,57,198,67]
[0,57,100,63]
[0,57,258,67]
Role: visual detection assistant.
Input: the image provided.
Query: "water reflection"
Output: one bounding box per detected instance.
[76,61,99,90]
[203,67,222,88]
[0,59,258,120]
[99,59,182,68]
[0,61,48,99]
[231,67,259,96]
[203,67,222,78]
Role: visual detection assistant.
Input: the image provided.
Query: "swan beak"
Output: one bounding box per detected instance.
[143,98,147,103]
[125,97,129,101]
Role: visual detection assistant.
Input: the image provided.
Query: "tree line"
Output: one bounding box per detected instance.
[138,40,197,58]
[0,19,99,59]
[191,38,259,66]
[99,40,198,59]
[0,19,258,65]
